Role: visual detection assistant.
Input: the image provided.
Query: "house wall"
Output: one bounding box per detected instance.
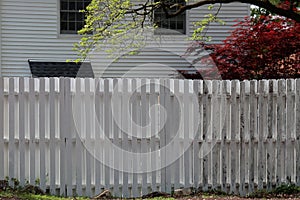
[0,0,79,77]
[0,0,250,77]
[189,4,251,40]
[0,0,2,75]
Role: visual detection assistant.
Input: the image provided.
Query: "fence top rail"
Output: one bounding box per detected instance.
[0,77,299,94]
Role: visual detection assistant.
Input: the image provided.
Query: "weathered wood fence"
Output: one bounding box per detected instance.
[0,78,299,197]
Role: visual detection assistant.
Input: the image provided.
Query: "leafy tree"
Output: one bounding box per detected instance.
[183,14,300,80]
[75,0,300,58]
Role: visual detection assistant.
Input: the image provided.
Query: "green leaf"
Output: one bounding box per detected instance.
[208,4,214,10]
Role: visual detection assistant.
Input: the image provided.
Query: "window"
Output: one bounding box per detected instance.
[154,0,186,34]
[60,0,91,34]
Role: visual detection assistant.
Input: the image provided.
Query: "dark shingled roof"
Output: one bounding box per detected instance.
[28,60,94,78]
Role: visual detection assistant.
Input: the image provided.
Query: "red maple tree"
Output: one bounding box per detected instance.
[183,13,300,80]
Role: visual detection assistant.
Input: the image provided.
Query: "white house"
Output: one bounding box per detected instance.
[0,0,250,77]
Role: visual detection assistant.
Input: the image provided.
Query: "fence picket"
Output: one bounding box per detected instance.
[38,78,46,191]
[250,80,258,190]
[121,79,129,197]
[267,80,277,188]
[49,78,57,194]
[212,80,221,189]
[112,79,120,197]
[201,81,210,190]
[86,79,93,196]
[296,79,300,186]
[150,79,158,192]
[74,79,83,196]
[131,79,139,197]
[29,79,36,185]
[0,78,3,180]
[8,78,16,185]
[230,80,240,193]
[160,79,166,193]
[94,78,103,195]
[278,80,286,184]
[103,79,112,191]
[18,78,25,185]
[286,79,296,184]
[173,79,181,189]
[240,80,249,195]
[59,78,66,196]
[141,79,149,195]
[164,79,172,193]
[205,80,212,190]
[223,80,231,192]
[193,80,200,190]
[258,80,268,189]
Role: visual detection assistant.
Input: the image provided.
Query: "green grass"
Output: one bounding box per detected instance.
[0,191,176,200]
[1,183,299,199]
[0,190,90,200]
[247,184,300,198]
[145,198,175,200]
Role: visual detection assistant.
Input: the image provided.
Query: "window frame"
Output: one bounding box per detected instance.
[153,0,187,35]
[59,0,91,35]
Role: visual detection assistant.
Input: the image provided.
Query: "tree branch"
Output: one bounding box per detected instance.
[163,0,300,22]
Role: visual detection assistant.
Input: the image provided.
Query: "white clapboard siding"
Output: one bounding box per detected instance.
[189,3,250,39]
[0,0,2,75]
[0,0,249,77]
[1,78,299,197]
[0,0,80,77]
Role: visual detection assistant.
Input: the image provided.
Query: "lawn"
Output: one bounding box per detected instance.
[0,184,300,200]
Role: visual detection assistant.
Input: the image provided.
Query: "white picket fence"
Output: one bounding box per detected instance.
[0,77,299,197]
